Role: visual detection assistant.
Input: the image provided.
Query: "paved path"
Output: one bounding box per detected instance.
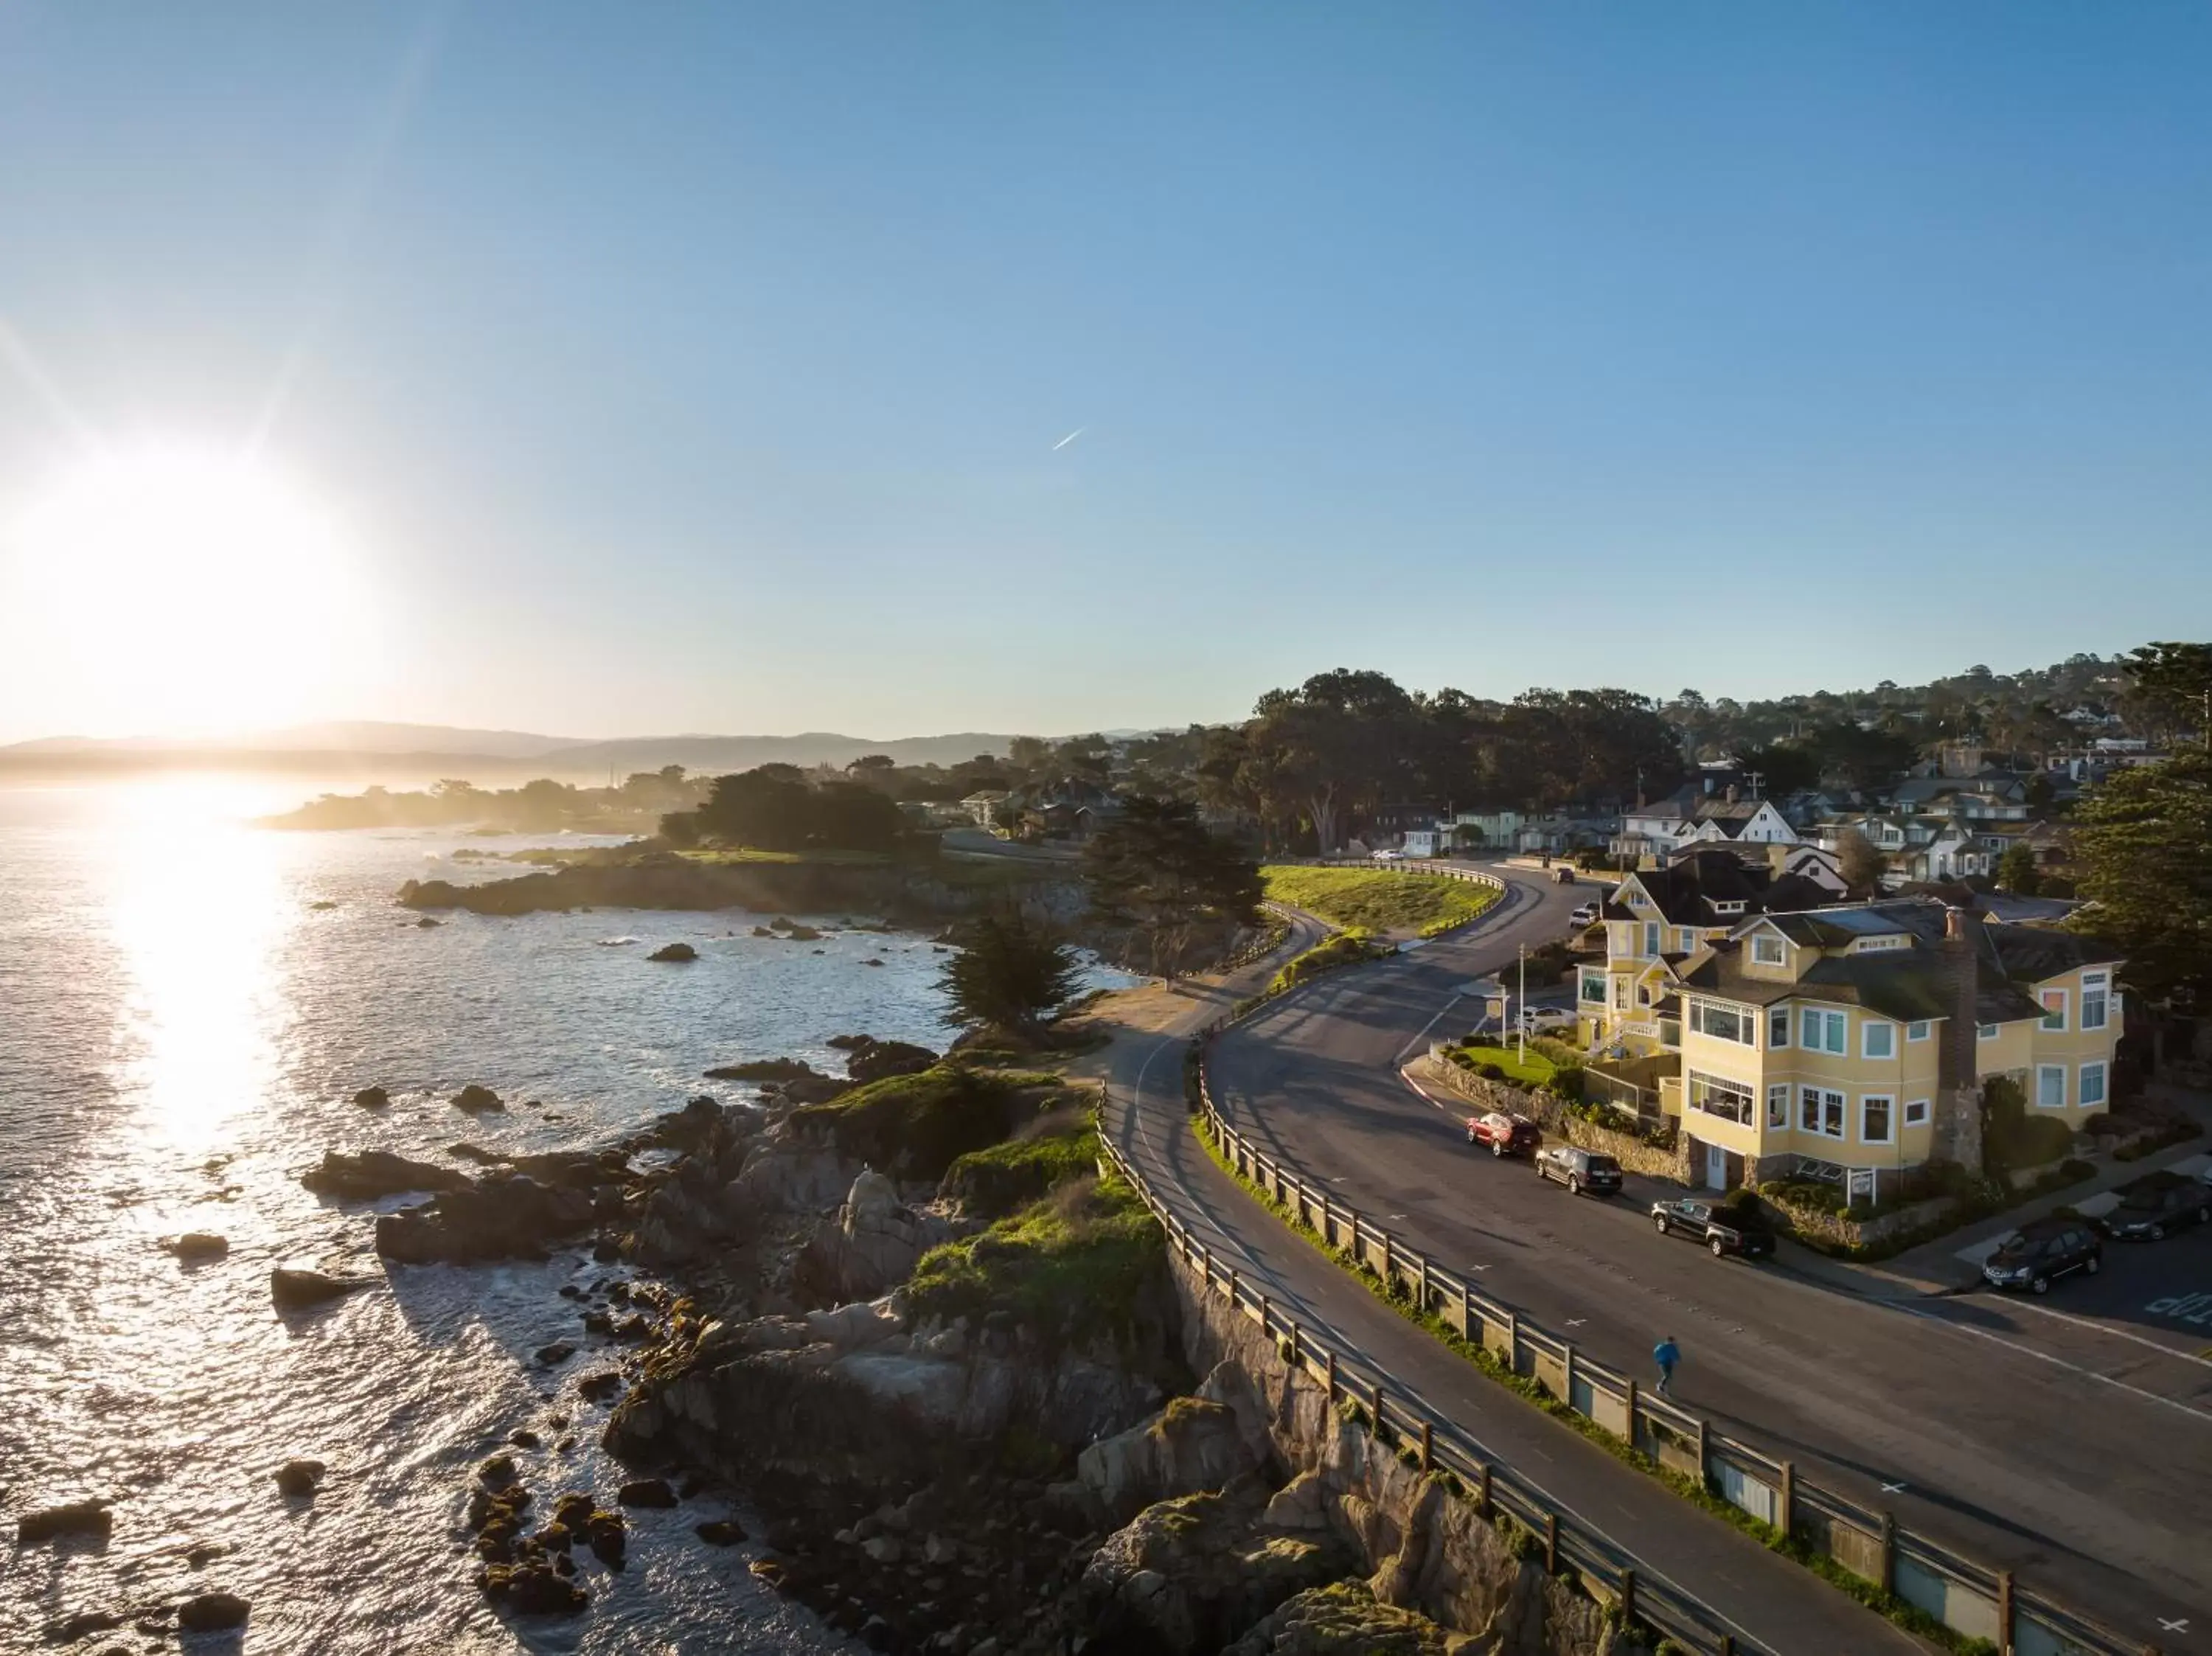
[1204,863,2211,1652]
[1084,902,1921,1656]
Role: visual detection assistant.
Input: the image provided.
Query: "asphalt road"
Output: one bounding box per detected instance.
[1097,919,1919,1656]
[1207,863,2211,1652]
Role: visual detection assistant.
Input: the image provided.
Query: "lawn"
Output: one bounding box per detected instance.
[1260,864,1500,937]
[1446,1039,1560,1089]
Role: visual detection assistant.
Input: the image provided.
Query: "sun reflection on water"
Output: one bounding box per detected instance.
[97,779,289,1150]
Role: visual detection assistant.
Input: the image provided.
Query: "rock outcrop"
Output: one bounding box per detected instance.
[17,1500,113,1544]
[648,942,698,962]
[302,1149,471,1200]
[376,1174,599,1264]
[1075,1363,1273,1526]
[271,1267,372,1309]
[790,1170,952,1307]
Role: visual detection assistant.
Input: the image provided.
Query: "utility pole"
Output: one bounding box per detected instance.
[1517,943,1528,1064]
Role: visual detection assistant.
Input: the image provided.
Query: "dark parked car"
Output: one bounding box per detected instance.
[1982,1217,2102,1294]
[1651,1196,1775,1259]
[1552,866,1576,884]
[2100,1172,2212,1242]
[1536,1145,1621,1197]
[1467,1110,1542,1158]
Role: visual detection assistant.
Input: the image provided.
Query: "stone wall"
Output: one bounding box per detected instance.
[1415,1054,1691,1185]
[1169,1248,1651,1656]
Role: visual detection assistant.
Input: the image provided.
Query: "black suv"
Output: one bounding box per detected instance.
[1651,1196,1775,1259]
[1535,1145,1621,1197]
[1982,1217,2102,1294]
[2101,1172,2212,1242]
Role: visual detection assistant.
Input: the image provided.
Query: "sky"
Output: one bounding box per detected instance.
[0,1,2208,744]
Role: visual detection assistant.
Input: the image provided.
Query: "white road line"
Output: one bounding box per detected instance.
[1982,1295,2212,1374]
[1392,990,1467,1065]
[1895,1304,2212,1427]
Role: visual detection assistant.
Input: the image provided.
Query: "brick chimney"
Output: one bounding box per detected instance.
[1725,784,1740,805]
[1933,905,1987,1171]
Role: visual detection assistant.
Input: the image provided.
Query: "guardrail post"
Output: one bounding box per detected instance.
[1289,1320,1301,1371]
[1478,1462,1493,1516]
[1694,1417,1709,1487]
[1260,1293,1270,1336]
[1416,1252,1428,1313]
[1227,1267,1240,1308]
[1618,1568,1635,1629]
[1995,1570,2014,1656]
[1381,1231,1393,1283]
[1879,1511,1896,1598]
[1461,1281,1474,1341]
[1325,1350,1338,1403]
[1372,1381,1386,1438]
[1346,1208,1360,1263]
[1543,1511,1559,1575]
[1718,1638,1734,1656]
[1562,1343,1577,1408]
[1419,1419,1433,1472]
[1778,1460,1795,1541]
[1506,1309,1520,1374]
[1200,1242,1212,1284]
[1624,1378,1639,1448]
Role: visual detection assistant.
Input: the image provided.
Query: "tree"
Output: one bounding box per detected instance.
[2024,770,2055,810]
[936,911,1082,1039]
[1084,796,1264,980]
[2069,748,2212,1007]
[1996,842,2042,897]
[1836,828,1888,898]
[2122,641,2212,740]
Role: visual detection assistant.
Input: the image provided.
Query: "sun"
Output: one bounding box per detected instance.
[7,443,375,737]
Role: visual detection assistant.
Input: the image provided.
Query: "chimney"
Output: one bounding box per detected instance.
[1725,784,1739,805]
[1934,905,1988,1170]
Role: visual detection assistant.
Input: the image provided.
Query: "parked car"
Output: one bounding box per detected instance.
[1467,1110,1542,1158]
[1552,866,1576,884]
[1569,902,1600,927]
[2099,1172,2212,1242]
[1650,1196,1775,1259]
[1535,1145,1621,1197]
[1518,1005,1576,1034]
[1981,1217,2102,1294]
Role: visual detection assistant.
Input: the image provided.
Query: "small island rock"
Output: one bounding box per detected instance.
[617,1478,677,1509]
[647,942,698,962]
[176,1593,251,1633]
[270,1267,369,1309]
[17,1500,112,1545]
[165,1232,229,1262]
[274,1458,326,1497]
[352,1085,391,1108]
[453,1084,505,1114]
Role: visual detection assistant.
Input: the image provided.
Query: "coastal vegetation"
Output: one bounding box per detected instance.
[1259,863,1498,936]
[905,1167,1163,1337]
[1262,928,1388,997]
[1083,795,1263,979]
[264,767,702,832]
[785,1062,1069,1182]
[937,1116,1102,1221]
[933,910,1085,1040]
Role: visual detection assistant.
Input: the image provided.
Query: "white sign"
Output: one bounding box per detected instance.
[1847,1168,1875,1203]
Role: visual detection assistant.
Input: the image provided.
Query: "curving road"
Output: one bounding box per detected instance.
[1206,862,2211,1651]
[1096,903,1918,1656]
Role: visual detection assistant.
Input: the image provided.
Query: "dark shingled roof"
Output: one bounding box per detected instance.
[1672,940,2044,1025]
[1599,848,1824,928]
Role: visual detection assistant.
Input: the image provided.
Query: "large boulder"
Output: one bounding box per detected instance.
[176,1592,251,1632]
[790,1169,950,1307]
[648,942,698,963]
[844,1039,938,1085]
[375,1175,599,1264]
[730,1140,867,1215]
[302,1149,471,1201]
[271,1267,372,1309]
[1077,1363,1273,1526]
[17,1500,112,1545]
[1222,1581,1458,1656]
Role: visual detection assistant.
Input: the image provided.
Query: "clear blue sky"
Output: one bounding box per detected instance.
[1,2,2207,742]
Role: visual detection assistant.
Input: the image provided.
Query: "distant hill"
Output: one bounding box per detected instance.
[1,720,586,760]
[549,731,1020,773]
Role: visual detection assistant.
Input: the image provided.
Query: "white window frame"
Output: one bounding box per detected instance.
[2035,1064,2067,1110]
[1678,927,1697,953]
[2081,972,2110,1032]
[1798,1085,1846,1139]
[1768,1005,1790,1048]
[1978,1023,1999,1041]
[1906,1020,1931,1043]
[1800,1007,1846,1055]
[1752,933,1785,966]
[1860,1095,1894,1144]
[2039,989,2068,1033]
[1904,1098,1930,1127]
[2079,1061,2107,1108]
[1767,1084,1790,1127]
[1688,1070,1756,1126]
[1863,1020,1896,1061]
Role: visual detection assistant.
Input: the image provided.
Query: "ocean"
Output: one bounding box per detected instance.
[0,778,1042,1653]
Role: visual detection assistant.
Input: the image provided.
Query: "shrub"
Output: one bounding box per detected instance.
[939,1117,1101,1220]
[790,1065,1052,1181]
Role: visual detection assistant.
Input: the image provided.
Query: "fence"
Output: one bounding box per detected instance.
[1093,1116,1764,1656]
[1185,1068,2160,1656]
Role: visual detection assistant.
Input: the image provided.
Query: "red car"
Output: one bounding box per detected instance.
[1467,1110,1542,1158]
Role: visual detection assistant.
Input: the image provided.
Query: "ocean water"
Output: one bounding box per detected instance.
[0,779,1053,1654]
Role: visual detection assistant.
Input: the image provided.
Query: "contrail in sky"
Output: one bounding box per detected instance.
[1052,427,1085,450]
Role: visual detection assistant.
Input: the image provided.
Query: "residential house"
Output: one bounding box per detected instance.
[1655,901,2122,1197]
[1613,785,1795,864]
[960,790,1012,830]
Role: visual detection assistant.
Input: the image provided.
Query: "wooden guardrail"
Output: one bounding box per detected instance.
[1183,1060,2160,1656]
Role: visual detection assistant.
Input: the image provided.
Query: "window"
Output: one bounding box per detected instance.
[1855,935,1908,953]
[1690,1000,1756,1045]
[2039,990,2067,1033]
[2036,1065,2066,1110]
[1799,1086,1846,1138]
[1688,1071,1755,1125]
[1861,1096,1893,1144]
[1768,1006,1790,1048]
[1863,1020,1896,1061]
[1907,1020,1931,1043]
[2079,1062,2107,1108]
[1752,934,1785,966]
[1580,973,1608,1004]
[2081,973,2109,1032]
[1636,982,1653,1007]
[1904,1098,1930,1127]
[1644,922,1661,957]
[1767,1084,1790,1127]
[1678,928,1697,953]
[1800,1008,1846,1054]
[1978,1024,1999,1041]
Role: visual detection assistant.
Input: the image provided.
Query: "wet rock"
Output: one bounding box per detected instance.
[17,1500,111,1545]
[479,1453,520,1488]
[41,1609,123,1644]
[415,916,443,928]
[270,1267,370,1309]
[453,1084,505,1114]
[480,1559,588,1615]
[577,1371,624,1403]
[841,1037,938,1084]
[585,1509,628,1570]
[617,1478,678,1509]
[352,1085,391,1108]
[826,1033,873,1051]
[695,1518,747,1545]
[375,1175,597,1264]
[164,1232,229,1262]
[184,1541,227,1569]
[535,1341,577,1367]
[273,1458,326,1497]
[509,1429,542,1450]
[703,1057,818,1082]
[175,1593,251,1633]
[302,1149,470,1200]
[860,958,886,967]
[647,942,698,962]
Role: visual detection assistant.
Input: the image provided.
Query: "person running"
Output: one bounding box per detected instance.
[1653,1335,1680,1398]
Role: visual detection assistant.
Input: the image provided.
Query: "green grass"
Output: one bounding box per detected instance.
[677,846,892,866]
[789,1064,1067,1181]
[1265,928,1388,994]
[1445,1040,1560,1089]
[906,1169,1165,1337]
[939,1119,1102,1220]
[1260,864,1501,937]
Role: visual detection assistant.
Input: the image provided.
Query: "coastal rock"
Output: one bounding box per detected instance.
[1077,1365,1272,1527]
[164,1232,229,1262]
[617,1478,678,1509]
[695,1518,747,1545]
[647,942,698,963]
[375,1175,598,1265]
[703,1058,817,1083]
[632,1169,741,1264]
[271,1267,371,1309]
[352,1085,392,1108]
[536,1341,577,1366]
[302,1149,470,1201]
[843,1039,938,1085]
[731,1139,867,1215]
[1222,1581,1458,1656]
[453,1084,505,1114]
[41,1609,124,1643]
[17,1499,113,1545]
[274,1458,327,1497]
[176,1592,251,1633]
[778,1074,854,1105]
[791,1170,950,1307]
[481,1559,588,1615]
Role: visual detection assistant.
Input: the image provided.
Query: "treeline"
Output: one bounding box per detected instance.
[658,765,909,853]
[267,768,703,832]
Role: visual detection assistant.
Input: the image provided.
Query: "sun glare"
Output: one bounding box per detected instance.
[8,444,375,737]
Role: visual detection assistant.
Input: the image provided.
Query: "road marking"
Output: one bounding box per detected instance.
[1896,1304,2212,1427]
[1881,1481,1908,1494]
[1993,1295,2212,1372]
[2159,1616,2190,1635]
[1565,1318,1587,1327]
[1392,989,1467,1065]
